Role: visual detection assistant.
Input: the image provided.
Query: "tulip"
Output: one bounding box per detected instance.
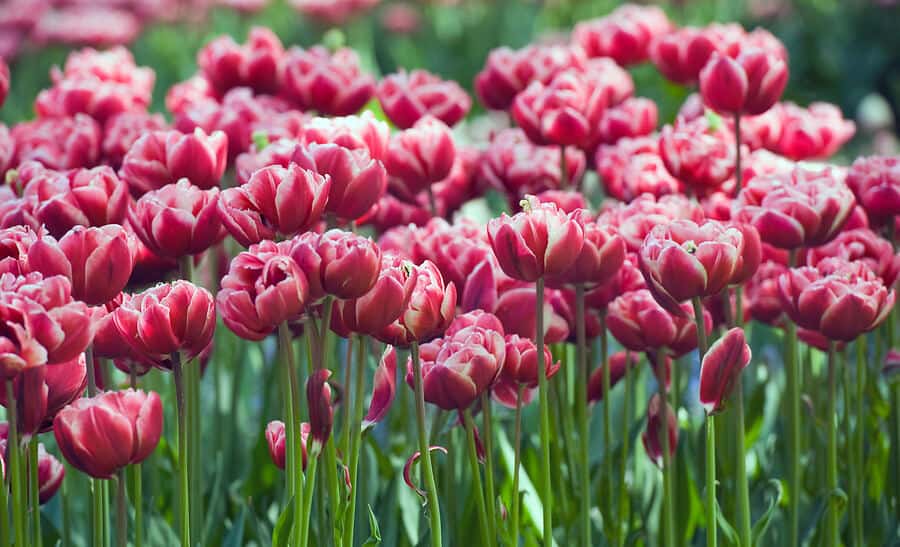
[584,253,646,311]
[362,347,399,429]
[373,260,456,347]
[651,25,737,83]
[414,218,491,295]
[306,369,334,454]
[130,180,224,258]
[546,211,626,288]
[28,225,135,305]
[197,26,284,95]
[303,143,387,221]
[600,193,706,253]
[805,228,895,287]
[0,226,39,276]
[511,71,605,148]
[775,102,855,160]
[218,240,309,341]
[102,112,168,168]
[12,114,101,170]
[331,253,416,337]
[385,116,456,202]
[0,125,13,175]
[475,44,586,111]
[587,351,641,403]
[595,138,683,202]
[658,116,737,193]
[533,190,588,214]
[595,97,658,146]
[641,393,677,467]
[0,428,65,504]
[218,164,330,247]
[745,259,789,325]
[699,49,788,116]
[499,334,558,388]
[699,327,751,414]
[377,69,472,129]
[53,388,163,479]
[290,230,381,302]
[493,285,571,344]
[165,76,216,117]
[281,46,375,116]
[846,155,900,226]
[265,420,310,471]
[301,112,391,161]
[0,354,87,437]
[607,289,710,354]
[573,4,672,65]
[120,129,228,195]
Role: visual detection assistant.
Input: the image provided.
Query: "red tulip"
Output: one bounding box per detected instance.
[775,102,855,160]
[290,230,381,301]
[595,97,658,146]
[487,197,585,282]
[331,253,416,337]
[113,281,216,361]
[27,225,135,305]
[265,420,310,471]
[281,46,375,116]
[0,354,86,437]
[385,116,456,200]
[301,112,390,161]
[641,393,677,467]
[198,26,284,95]
[377,69,471,129]
[12,114,101,170]
[732,166,856,249]
[805,228,895,286]
[303,143,387,221]
[0,226,39,276]
[475,44,586,111]
[699,327,751,414]
[53,388,163,479]
[595,137,683,202]
[373,260,456,347]
[511,70,606,148]
[546,210,626,288]
[573,4,672,66]
[699,49,788,116]
[218,164,330,247]
[414,218,491,296]
[498,333,558,388]
[588,351,641,403]
[218,240,309,341]
[306,369,333,454]
[130,180,223,258]
[493,285,571,344]
[102,112,168,168]
[120,128,228,195]
[607,289,709,354]
[362,347,398,430]
[658,116,737,192]
[846,156,900,226]
[745,259,789,325]
[778,257,894,341]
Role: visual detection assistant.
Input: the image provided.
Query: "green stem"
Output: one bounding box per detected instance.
[278,322,303,547]
[343,336,367,547]
[5,380,26,547]
[299,455,319,547]
[656,349,676,547]
[116,470,127,547]
[733,376,751,547]
[784,250,801,547]
[128,366,143,547]
[462,409,492,547]
[511,385,525,546]
[411,342,443,547]
[480,392,498,542]
[323,438,341,545]
[617,352,635,547]
[855,338,865,547]
[61,472,70,547]
[535,277,553,543]
[826,341,839,547]
[29,440,41,547]
[0,429,7,547]
[706,415,717,547]
[574,284,593,546]
[172,353,191,547]
[187,358,202,542]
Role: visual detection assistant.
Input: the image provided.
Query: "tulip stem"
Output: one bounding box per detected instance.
[410,342,443,547]
[480,393,498,542]
[535,277,553,544]
[0,433,7,547]
[5,380,26,547]
[784,250,801,547]
[343,335,368,547]
[617,352,635,547]
[574,284,593,546]
[462,409,492,547]
[693,296,715,547]
[655,350,676,547]
[172,353,191,547]
[28,440,41,547]
[732,375,752,547]
[855,338,866,547]
[299,454,319,547]
[127,366,143,547]
[116,469,127,547]
[187,358,202,542]
[278,322,303,547]
[826,341,839,547]
[511,384,525,545]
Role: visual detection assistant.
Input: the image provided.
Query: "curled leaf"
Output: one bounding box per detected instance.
[402,446,448,501]
[362,346,397,431]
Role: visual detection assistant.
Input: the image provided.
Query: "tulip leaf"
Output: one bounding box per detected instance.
[362,504,383,546]
[714,497,739,547]
[751,479,784,545]
[272,496,295,547]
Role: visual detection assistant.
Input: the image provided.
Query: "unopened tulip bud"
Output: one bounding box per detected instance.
[307,369,334,455]
[699,328,751,414]
[641,393,677,468]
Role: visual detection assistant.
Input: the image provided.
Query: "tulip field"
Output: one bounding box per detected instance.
[1,0,900,546]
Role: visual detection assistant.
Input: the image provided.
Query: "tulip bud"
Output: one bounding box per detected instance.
[306,369,334,455]
[641,393,677,467]
[385,116,456,200]
[53,389,163,479]
[265,420,286,470]
[699,49,788,116]
[377,69,472,129]
[130,180,224,258]
[699,328,751,414]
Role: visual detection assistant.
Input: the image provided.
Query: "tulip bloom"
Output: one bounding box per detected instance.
[373,260,456,347]
[377,69,472,129]
[306,369,334,454]
[331,253,416,337]
[595,97,658,145]
[642,393,678,467]
[650,24,744,84]
[573,4,672,66]
[12,114,101,170]
[846,156,900,226]
[0,354,86,437]
[699,49,788,116]
[498,334,558,388]
[588,351,641,403]
[197,26,284,95]
[290,230,381,302]
[511,70,606,148]
[130,180,224,258]
[699,327,751,414]
[805,229,896,287]
[120,128,228,194]
[53,389,163,479]
[0,428,65,504]
[546,211,626,288]
[301,112,390,161]
[265,420,310,471]
[281,46,375,116]
[475,44,586,111]
[658,116,737,192]
[607,289,710,355]
[302,143,387,222]
[385,116,456,201]
[775,102,855,161]
[102,112,168,168]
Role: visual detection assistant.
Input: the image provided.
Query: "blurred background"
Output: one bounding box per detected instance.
[1,0,898,156]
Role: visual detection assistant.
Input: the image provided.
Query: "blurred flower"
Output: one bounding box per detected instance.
[362,347,398,429]
[165,76,215,117]
[33,8,141,48]
[642,393,677,467]
[775,102,855,160]
[658,116,737,192]
[599,193,705,252]
[0,58,8,108]
[745,259,789,324]
[198,27,284,95]
[281,46,375,116]
[846,155,900,226]
[573,4,672,66]
[120,128,228,194]
[700,49,788,116]
[306,368,334,453]
[301,112,390,161]
[475,44,586,111]
[595,97,658,146]
[588,351,640,402]
[289,0,379,25]
[584,252,646,310]
[12,114,101,170]
[699,327,751,414]
[377,69,471,129]
[381,2,420,34]
[650,24,744,84]
[53,389,163,479]
[103,112,168,168]
[498,333,557,390]
[0,427,65,504]
[492,285,570,343]
[805,228,896,287]
[385,116,456,201]
[595,137,683,202]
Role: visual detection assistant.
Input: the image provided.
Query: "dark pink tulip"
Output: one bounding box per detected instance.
[775,102,855,160]
[477,128,586,202]
[290,230,381,301]
[377,69,471,129]
[699,327,751,414]
[741,148,795,186]
[511,71,605,148]
[331,253,416,337]
[37,444,64,504]
[588,351,641,403]
[778,258,894,341]
[650,24,744,84]
[641,393,677,467]
[745,259,789,325]
[362,347,398,430]
[218,164,330,247]
[475,44,586,111]
[607,289,692,352]
[165,76,215,117]
[288,0,378,25]
[266,420,310,470]
[218,240,309,341]
[732,167,856,249]
[53,389,163,479]
[102,112,168,168]
[0,226,39,276]
[0,354,86,436]
[805,228,895,286]
[584,252,646,311]
[27,225,135,305]
[498,333,558,389]
[699,49,788,116]
[363,195,431,233]
[385,116,456,200]
[113,281,216,361]
[546,210,626,288]
[120,129,228,195]
[0,291,55,378]
[12,114,101,170]
[595,97,658,146]
[281,46,375,116]
[493,285,570,344]
[301,112,390,161]
[414,218,491,296]
[130,180,223,258]
[487,197,585,282]
[304,143,387,221]
[48,47,153,104]
[198,27,284,95]
[573,4,672,66]
[381,2,420,34]
[533,190,588,214]
[595,137,683,202]
[639,220,748,312]
[373,260,456,347]
[234,138,305,186]
[658,116,737,192]
[306,369,334,454]
[846,156,900,225]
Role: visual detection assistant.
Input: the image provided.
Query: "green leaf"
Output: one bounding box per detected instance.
[362,504,382,546]
[751,479,784,545]
[714,496,739,546]
[272,496,295,547]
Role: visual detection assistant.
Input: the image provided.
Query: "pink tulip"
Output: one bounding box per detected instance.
[102,112,168,168]
[642,393,677,467]
[546,210,626,288]
[281,46,375,116]
[699,49,788,116]
[595,97,658,146]
[699,327,751,414]
[301,112,390,161]
[377,69,471,129]
[198,26,284,95]
[846,156,900,226]
[475,44,586,111]
[306,369,334,454]
[331,253,416,337]
[573,4,672,66]
[130,180,223,258]
[303,143,387,221]
[290,230,381,301]
[12,114,101,170]
[0,354,86,436]
[588,351,641,403]
[658,116,737,192]
[775,102,855,160]
[385,116,456,200]
[120,129,228,195]
[373,260,456,347]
